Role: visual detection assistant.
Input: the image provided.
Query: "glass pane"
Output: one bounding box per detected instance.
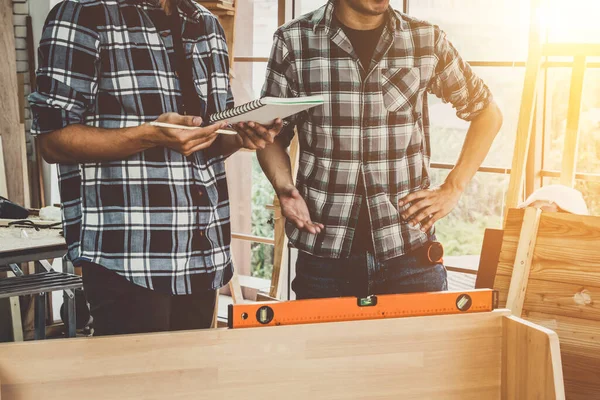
[575,180,600,216]
[408,0,530,62]
[298,0,327,16]
[577,68,600,173]
[231,61,268,103]
[543,0,600,43]
[429,66,525,168]
[234,0,278,57]
[545,67,600,174]
[251,242,275,279]
[431,169,508,256]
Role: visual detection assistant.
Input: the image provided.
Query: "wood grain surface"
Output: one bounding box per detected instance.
[494,208,600,399]
[0,0,27,205]
[0,311,508,399]
[502,316,564,400]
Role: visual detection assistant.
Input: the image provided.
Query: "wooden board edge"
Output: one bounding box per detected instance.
[506,207,541,316]
[502,315,565,400]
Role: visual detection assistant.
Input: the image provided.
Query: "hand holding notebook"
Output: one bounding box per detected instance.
[207,95,325,126]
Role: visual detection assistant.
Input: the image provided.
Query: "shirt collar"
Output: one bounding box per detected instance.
[129,0,203,23]
[312,0,405,34]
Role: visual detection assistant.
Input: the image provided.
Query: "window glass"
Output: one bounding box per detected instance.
[234,0,278,57]
[544,68,600,173]
[408,0,530,62]
[431,169,508,256]
[429,67,525,169]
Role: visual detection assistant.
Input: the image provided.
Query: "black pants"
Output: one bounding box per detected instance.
[81,263,217,336]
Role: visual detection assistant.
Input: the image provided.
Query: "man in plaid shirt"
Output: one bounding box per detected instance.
[255,0,503,299]
[30,0,281,334]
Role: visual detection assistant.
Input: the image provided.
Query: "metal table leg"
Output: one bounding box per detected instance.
[62,256,76,338]
[34,292,46,340]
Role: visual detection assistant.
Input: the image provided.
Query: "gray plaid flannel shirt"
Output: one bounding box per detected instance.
[262,1,493,261]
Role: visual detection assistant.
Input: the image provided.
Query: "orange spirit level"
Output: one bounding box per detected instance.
[228,289,499,329]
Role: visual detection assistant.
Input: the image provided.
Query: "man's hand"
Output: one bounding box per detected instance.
[278,184,324,234]
[151,113,227,156]
[234,119,284,150]
[398,182,464,232]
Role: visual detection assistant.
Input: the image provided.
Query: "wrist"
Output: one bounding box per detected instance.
[275,182,296,197]
[133,123,162,148]
[444,173,467,192]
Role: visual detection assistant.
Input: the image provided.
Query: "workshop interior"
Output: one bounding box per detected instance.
[0,0,599,398]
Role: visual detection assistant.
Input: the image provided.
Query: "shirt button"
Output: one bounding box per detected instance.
[199,231,204,237]
[161,31,170,37]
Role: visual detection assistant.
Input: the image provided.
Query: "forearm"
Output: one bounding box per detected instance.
[256,137,295,194]
[210,135,243,158]
[39,123,156,164]
[446,101,503,190]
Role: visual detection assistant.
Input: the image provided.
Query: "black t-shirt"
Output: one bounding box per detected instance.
[336,18,385,254]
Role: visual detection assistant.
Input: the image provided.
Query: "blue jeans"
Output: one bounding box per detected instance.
[292,251,448,299]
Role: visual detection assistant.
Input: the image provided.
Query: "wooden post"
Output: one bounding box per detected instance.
[504,0,545,219]
[0,0,28,206]
[560,56,587,187]
[269,135,299,299]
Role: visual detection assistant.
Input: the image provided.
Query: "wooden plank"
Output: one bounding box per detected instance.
[523,279,600,322]
[525,78,544,196]
[560,56,587,187]
[0,0,27,206]
[505,207,541,316]
[526,312,600,400]
[8,297,22,342]
[504,1,544,215]
[0,137,7,198]
[269,134,299,298]
[231,232,274,245]
[495,209,600,399]
[0,310,511,400]
[502,315,565,400]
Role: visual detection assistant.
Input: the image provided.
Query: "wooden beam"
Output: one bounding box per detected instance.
[231,232,274,245]
[269,135,299,299]
[505,207,541,317]
[502,315,565,400]
[540,170,600,182]
[0,0,27,205]
[560,56,587,187]
[542,43,600,57]
[0,136,7,198]
[504,44,542,215]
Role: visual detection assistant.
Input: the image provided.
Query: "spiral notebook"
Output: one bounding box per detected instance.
[208,95,324,125]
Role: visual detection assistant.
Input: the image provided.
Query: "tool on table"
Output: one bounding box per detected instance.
[0,196,29,219]
[228,289,499,329]
[149,121,237,135]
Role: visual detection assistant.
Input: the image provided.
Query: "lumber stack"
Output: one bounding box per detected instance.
[494,208,600,400]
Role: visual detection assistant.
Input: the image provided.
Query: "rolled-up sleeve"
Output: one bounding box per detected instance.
[261,30,298,148]
[427,26,492,121]
[28,0,100,135]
